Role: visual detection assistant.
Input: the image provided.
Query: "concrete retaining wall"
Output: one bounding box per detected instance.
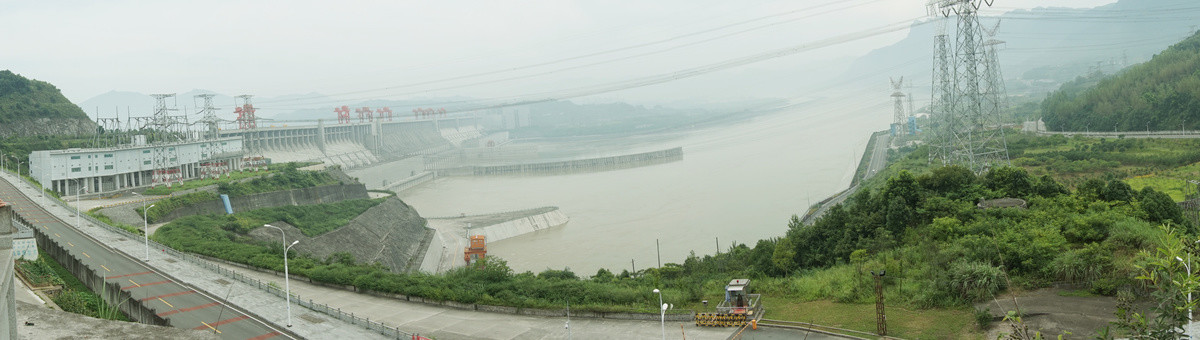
[381,172,433,193]
[161,183,369,220]
[29,219,170,326]
[471,208,569,243]
[1,202,16,339]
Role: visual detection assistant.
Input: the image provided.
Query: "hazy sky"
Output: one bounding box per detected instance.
[2,0,1116,107]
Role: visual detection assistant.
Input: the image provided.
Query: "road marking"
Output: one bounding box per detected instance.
[157,298,174,308]
[128,279,139,288]
[157,301,217,316]
[247,331,283,340]
[54,233,60,237]
[105,271,153,280]
[101,265,111,272]
[194,315,248,332]
[141,290,196,301]
[68,242,74,247]
[121,280,170,290]
[82,252,91,258]
[199,321,222,334]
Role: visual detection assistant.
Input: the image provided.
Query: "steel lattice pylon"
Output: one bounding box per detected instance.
[928,0,1009,173]
[891,77,906,137]
[928,16,953,164]
[149,94,181,187]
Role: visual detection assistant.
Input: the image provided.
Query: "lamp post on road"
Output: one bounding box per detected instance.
[133,192,155,262]
[264,224,298,327]
[652,288,664,340]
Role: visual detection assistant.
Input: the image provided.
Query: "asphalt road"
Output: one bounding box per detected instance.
[0,177,291,340]
[802,133,889,225]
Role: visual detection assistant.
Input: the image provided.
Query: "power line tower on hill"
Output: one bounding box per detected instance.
[928,0,1010,173]
[890,77,907,138]
[928,15,952,164]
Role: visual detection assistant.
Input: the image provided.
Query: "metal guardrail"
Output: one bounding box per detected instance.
[756,319,906,340]
[8,172,421,339]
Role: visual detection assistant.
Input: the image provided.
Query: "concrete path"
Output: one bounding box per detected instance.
[220,262,738,340]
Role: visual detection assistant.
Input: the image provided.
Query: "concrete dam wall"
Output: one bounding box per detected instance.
[435,147,683,176]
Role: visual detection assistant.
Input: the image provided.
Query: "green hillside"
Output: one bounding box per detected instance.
[1042,31,1200,131]
[0,70,88,124]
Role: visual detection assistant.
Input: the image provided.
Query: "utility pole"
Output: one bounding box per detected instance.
[871,270,887,336]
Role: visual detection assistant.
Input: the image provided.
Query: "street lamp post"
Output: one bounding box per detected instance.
[73,178,85,228]
[652,288,664,340]
[144,202,155,261]
[264,224,297,327]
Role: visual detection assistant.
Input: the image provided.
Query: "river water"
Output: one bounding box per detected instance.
[396,99,890,274]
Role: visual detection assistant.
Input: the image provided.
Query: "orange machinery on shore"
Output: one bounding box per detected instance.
[464,235,487,263]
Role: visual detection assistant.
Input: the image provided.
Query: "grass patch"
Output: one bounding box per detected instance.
[143,169,270,195]
[1057,289,1097,298]
[88,210,142,235]
[38,254,131,321]
[1127,175,1192,201]
[15,257,65,287]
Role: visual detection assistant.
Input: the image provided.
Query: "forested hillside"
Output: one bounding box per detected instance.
[0,70,95,138]
[1042,30,1200,131]
[0,70,89,123]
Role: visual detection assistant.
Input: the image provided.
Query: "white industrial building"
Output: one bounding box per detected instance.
[29,137,247,196]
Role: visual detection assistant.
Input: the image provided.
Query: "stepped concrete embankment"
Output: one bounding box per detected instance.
[421,207,569,273]
[251,197,432,273]
[463,207,570,243]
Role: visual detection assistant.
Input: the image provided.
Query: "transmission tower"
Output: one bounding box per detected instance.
[195,94,227,179]
[94,107,124,148]
[983,19,1009,115]
[148,94,182,187]
[195,94,221,140]
[928,12,952,164]
[890,77,906,137]
[928,0,1009,173]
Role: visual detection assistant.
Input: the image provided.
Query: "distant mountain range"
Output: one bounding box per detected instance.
[845,0,1200,102]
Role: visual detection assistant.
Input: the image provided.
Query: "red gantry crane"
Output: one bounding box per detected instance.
[335,105,351,124]
[234,103,257,129]
[376,107,392,122]
[355,106,372,123]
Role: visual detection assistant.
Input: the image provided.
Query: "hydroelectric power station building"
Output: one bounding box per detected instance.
[29,137,246,196]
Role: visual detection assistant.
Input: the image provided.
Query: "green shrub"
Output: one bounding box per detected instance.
[974,307,993,329]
